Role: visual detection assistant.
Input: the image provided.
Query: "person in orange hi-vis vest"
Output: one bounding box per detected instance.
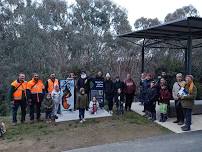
[27,73,45,123]
[45,73,60,93]
[9,73,27,126]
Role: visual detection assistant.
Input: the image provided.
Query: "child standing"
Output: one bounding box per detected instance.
[159,83,172,122]
[89,97,99,115]
[77,88,88,123]
[44,93,54,123]
[114,88,125,115]
[51,85,62,119]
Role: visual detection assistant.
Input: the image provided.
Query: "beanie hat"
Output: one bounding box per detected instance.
[106,73,110,78]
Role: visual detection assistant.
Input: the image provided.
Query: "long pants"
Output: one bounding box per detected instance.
[30,94,43,120]
[45,110,52,119]
[106,95,113,111]
[54,102,60,116]
[183,108,192,128]
[12,100,26,123]
[79,108,85,120]
[175,100,184,122]
[125,94,134,111]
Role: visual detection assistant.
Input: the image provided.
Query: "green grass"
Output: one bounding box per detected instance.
[0,111,167,142]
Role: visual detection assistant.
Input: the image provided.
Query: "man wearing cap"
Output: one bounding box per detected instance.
[178,75,197,131]
[172,73,185,125]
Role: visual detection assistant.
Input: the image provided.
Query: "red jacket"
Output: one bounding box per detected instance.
[124,79,136,95]
[159,88,171,104]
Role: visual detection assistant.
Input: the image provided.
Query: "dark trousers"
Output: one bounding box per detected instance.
[183,108,192,128]
[30,94,43,120]
[175,100,184,122]
[79,108,85,120]
[106,95,113,111]
[45,110,52,119]
[12,100,27,123]
[125,94,134,111]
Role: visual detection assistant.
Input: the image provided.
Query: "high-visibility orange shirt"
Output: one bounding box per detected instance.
[11,80,27,100]
[47,79,59,93]
[27,79,44,94]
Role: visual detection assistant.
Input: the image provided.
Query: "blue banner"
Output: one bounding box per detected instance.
[89,78,104,107]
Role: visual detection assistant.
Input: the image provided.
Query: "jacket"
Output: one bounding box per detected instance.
[77,94,88,109]
[104,79,114,95]
[124,79,136,95]
[172,81,185,100]
[146,87,158,104]
[181,84,197,109]
[113,80,125,94]
[159,87,171,104]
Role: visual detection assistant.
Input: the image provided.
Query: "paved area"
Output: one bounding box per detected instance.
[56,109,111,122]
[65,131,202,152]
[131,102,202,133]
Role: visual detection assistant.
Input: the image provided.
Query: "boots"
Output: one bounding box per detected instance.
[159,113,163,122]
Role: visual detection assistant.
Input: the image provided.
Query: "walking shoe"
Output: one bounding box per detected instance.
[82,118,86,122]
[173,120,179,123]
[80,120,83,123]
[178,121,184,125]
[181,126,191,131]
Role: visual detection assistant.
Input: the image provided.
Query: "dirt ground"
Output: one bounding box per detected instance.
[0,112,170,152]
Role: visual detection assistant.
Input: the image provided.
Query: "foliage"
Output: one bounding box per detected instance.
[0,1,202,115]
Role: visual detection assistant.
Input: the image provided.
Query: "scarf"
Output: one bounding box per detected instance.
[185,81,194,94]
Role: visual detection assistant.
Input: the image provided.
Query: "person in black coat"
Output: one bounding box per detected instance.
[113,76,125,95]
[104,73,114,114]
[146,81,158,121]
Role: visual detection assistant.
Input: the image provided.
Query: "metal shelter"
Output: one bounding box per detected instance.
[118,17,202,74]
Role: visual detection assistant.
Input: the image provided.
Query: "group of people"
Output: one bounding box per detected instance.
[9,71,136,125]
[8,70,197,131]
[139,72,197,131]
[9,73,62,125]
[74,71,136,123]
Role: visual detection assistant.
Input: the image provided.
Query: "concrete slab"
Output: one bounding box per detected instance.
[56,109,112,122]
[131,102,202,133]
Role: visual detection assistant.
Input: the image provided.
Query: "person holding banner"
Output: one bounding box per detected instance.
[104,73,114,114]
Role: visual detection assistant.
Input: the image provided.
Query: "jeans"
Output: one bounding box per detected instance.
[79,108,85,120]
[45,110,52,119]
[175,100,184,122]
[183,108,192,127]
[12,100,27,123]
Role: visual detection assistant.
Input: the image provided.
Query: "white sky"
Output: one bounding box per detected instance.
[112,0,202,26]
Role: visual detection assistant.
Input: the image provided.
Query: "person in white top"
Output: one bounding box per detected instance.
[51,85,62,119]
[172,73,185,125]
[89,97,99,115]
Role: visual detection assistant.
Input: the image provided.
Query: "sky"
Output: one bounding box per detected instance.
[112,0,202,26]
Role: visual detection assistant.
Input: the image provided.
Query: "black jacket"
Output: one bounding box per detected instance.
[104,79,114,96]
[113,80,125,94]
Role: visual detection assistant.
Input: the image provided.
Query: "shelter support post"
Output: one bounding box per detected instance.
[186,35,192,74]
[141,45,145,74]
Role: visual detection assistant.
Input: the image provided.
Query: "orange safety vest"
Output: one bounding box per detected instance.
[47,79,59,93]
[11,80,27,101]
[27,79,44,94]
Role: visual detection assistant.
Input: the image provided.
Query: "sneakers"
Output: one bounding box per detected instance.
[173,120,179,123]
[181,125,191,131]
[82,118,86,122]
[80,120,83,123]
